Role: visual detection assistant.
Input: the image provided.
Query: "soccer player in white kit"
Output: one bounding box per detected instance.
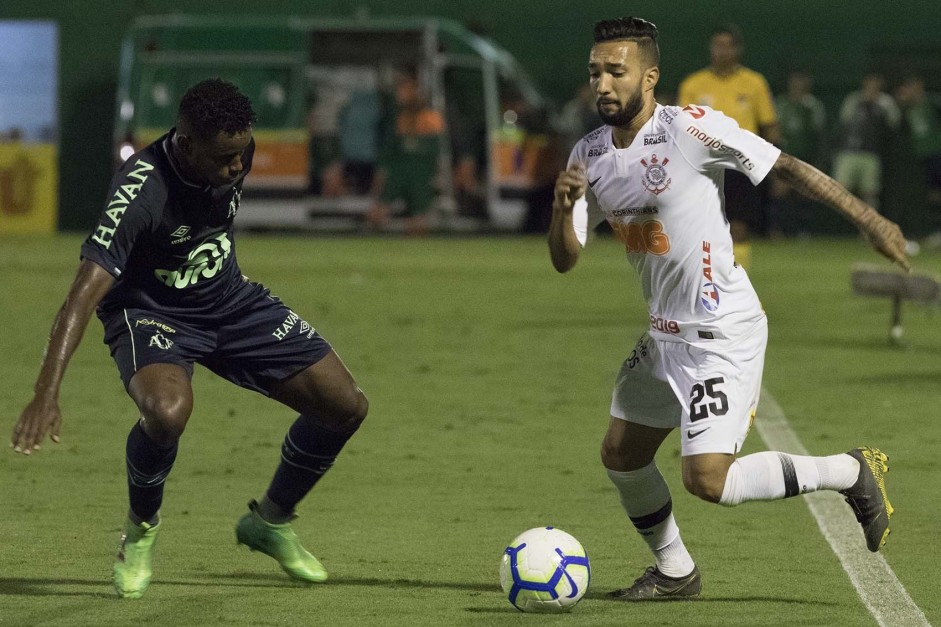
[548,17,911,600]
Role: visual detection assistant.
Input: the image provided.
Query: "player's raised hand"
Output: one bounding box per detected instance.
[11,395,62,455]
[860,212,911,272]
[553,165,588,213]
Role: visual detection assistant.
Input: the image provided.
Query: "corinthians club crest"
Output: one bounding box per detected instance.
[640,154,671,195]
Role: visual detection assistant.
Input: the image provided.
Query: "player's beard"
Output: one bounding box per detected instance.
[597,89,644,128]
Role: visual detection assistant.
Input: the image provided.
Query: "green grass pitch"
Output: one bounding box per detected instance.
[1,234,939,625]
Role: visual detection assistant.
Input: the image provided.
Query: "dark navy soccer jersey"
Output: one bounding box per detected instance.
[80,129,256,317]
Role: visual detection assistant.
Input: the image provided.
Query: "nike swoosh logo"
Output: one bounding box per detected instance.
[687,428,709,439]
[588,176,601,188]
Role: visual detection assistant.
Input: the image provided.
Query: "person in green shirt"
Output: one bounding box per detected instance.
[895,74,941,200]
[769,70,826,235]
[776,70,826,166]
[366,68,445,236]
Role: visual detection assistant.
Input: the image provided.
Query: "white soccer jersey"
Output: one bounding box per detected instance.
[569,104,781,345]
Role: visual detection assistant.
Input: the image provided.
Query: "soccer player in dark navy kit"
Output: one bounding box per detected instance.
[10,79,368,598]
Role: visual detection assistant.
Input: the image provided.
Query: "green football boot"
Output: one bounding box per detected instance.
[841,446,894,551]
[113,518,160,599]
[235,500,328,583]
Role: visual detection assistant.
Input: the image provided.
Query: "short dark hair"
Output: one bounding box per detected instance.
[711,22,743,47]
[177,78,257,140]
[593,17,660,68]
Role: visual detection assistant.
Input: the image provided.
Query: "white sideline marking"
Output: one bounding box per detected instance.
[757,389,931,627]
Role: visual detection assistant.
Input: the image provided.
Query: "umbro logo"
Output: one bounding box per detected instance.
[170,225,191,244]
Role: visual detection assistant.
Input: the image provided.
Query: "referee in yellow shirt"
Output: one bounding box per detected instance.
[678,23,779,270]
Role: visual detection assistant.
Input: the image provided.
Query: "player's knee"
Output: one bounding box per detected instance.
[599,434,654,472]
[600,436,623,470]
[138,394,192,444]
[349,387,369,427]
[324,386,368,433]
[682,469,726,503]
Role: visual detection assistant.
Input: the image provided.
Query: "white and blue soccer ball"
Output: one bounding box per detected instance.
[499,526,591,613]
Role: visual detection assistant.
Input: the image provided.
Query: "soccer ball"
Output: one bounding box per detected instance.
[499,526,591,613]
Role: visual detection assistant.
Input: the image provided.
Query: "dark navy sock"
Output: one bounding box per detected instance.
[126,421,178,523]
[265,416,355,514]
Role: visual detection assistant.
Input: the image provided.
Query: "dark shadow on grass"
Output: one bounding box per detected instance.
[0,575,294,598]
[0,576,839,609]
[464,592,838,614]
[586,590,838,606]
[213,572,499,593]
[0,573,501,597]
[0,578,116,598]
[0,574,307,598]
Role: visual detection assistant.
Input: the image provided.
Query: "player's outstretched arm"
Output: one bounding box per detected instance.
[772,153,911,271]
[11,260,114,455]
[548,166,588,273]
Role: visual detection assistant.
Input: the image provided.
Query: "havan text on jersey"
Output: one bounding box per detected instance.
[91,159,155,249]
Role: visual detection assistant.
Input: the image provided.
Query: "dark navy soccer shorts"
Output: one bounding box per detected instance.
[99,282,333,395]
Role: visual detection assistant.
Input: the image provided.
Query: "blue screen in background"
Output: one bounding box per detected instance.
[0,21,58,142]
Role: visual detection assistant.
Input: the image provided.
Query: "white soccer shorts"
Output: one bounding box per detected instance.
[610,319,767,456]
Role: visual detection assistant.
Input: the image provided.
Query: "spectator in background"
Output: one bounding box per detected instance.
[557,83,600,152]
[305,85,344,195]
[321,80,384,197]
[894,74,941,205]
[770,70,827,235]
[678,23,778,269]
[776,71,826,166]
[444,84,487,219]
[366,68,445,236]
[831,72,900,211]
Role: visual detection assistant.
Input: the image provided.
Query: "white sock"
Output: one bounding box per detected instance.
[720,452,860,506]
[607,463,696,577]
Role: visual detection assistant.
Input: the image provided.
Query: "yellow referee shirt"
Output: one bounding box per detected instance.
[677,66,777,135]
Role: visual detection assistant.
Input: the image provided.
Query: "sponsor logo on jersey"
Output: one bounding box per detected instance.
[148,332,174,350]
[583,127,605,143]
[272,310,317,341]
[153,232,232,289]
[609,219,671,255]
[700,240,720,311]
[683,104,707,119]
[658,108,676,125]
[611,206,658,217]
[643,133,667,146]
[640,154,671,195]
[587,145,608,158]
[170,225,192,245]
[649,314,680,334]
[135,318,176,334]
[227,189,241,219]
[91,159,155,249]
[685,126,755,171]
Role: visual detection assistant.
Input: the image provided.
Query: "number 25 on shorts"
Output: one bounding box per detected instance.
[689,377,728,421]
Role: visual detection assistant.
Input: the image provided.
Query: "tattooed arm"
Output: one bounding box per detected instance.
[772,153,910,271]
